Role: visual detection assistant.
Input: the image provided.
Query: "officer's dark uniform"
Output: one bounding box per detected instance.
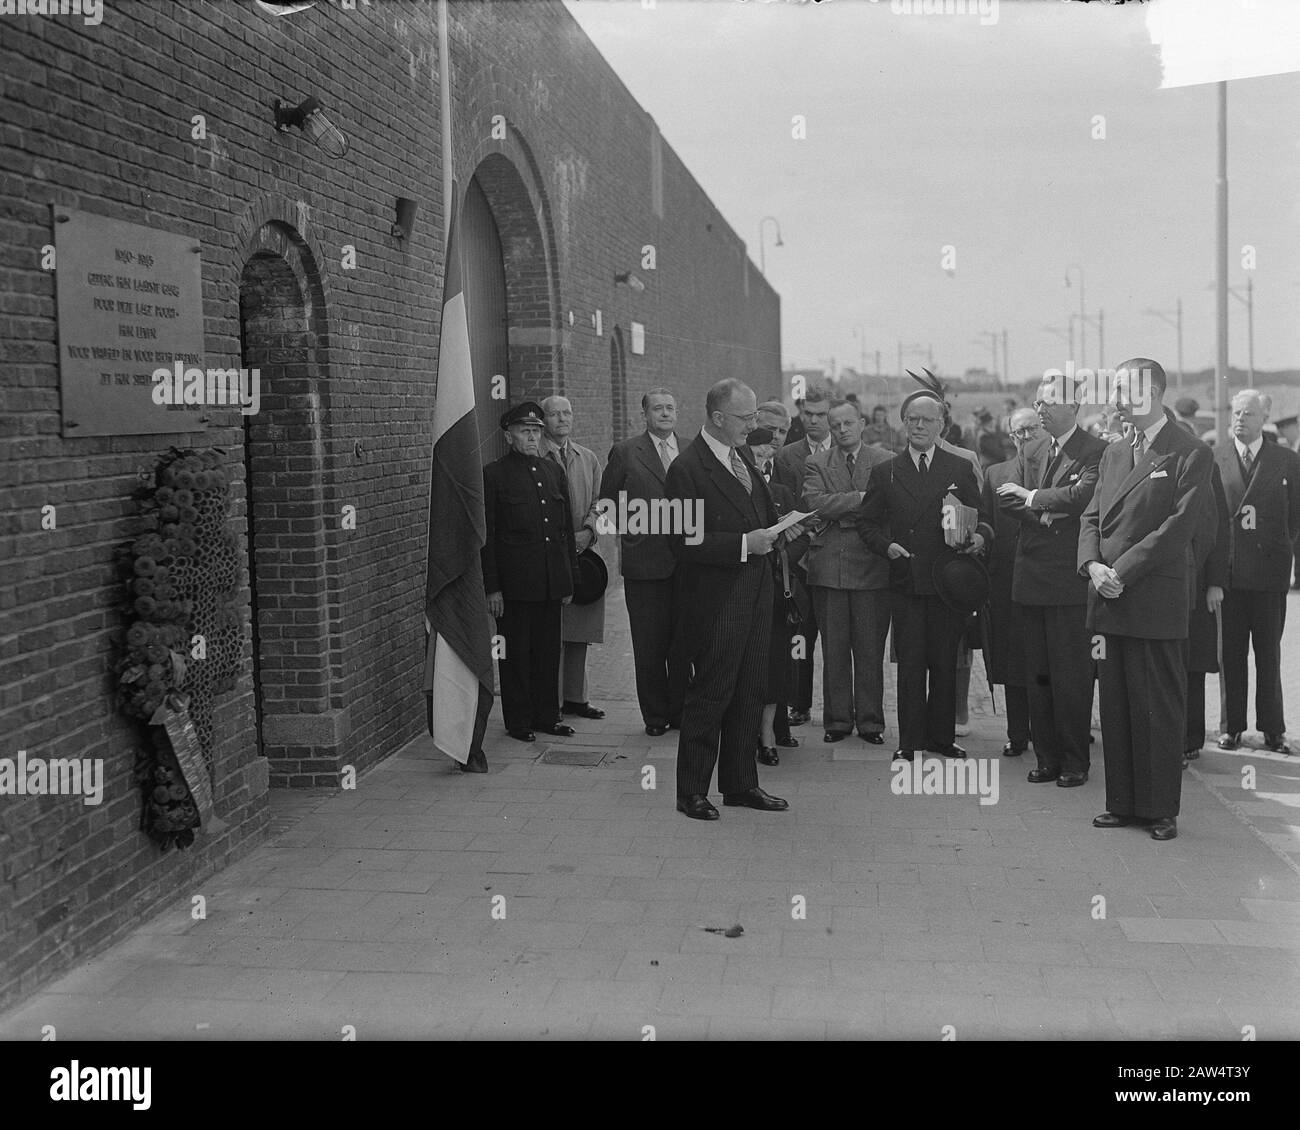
[482,402,582,739]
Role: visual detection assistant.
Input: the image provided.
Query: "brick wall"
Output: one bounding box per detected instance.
[0,0,778,1010]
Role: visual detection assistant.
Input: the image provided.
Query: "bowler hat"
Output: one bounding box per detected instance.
[932,554,989,615]
[500,401,545,430]
[1174,397,1199,417]
[572,548,608,606]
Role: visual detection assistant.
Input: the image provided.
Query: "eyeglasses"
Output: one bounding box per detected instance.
[902,415,942,427]
[719,411,758,425]
[1010,426,1042,439]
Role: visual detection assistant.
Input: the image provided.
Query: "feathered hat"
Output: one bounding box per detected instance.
[900,368,947,422]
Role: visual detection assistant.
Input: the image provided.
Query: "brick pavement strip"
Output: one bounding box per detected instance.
[4,583,1300,1040]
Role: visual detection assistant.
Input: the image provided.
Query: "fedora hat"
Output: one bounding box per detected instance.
[572,548,608,606]
[932,554,989,615]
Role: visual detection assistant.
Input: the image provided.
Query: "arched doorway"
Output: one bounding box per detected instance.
[610,326,628,442]
[458,152,561,452]
[237,221,344,786]
[460,176,509,463]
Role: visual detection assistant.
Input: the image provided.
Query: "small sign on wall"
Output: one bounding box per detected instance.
[630,322,645,355]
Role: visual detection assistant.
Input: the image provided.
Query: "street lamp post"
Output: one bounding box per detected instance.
[1065,264,1086,366]
[1143,299,1184,392]
[758,216,783,276]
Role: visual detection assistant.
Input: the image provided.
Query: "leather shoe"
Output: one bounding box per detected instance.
[722,787,789,811]
[1150,816,1177,841]
[1263,733,1289,753]
[1217,732,1242,750]
[506,729,536,743]
[562,700,605,719]
[1027,767,1060,783]
[787,709,810,726]
[538,722,576,737]
[859,732,884,744]
[645,724,669,737]
[824,730,848,743]
[756,746,779,766]
[1092,811,1134,828]
[677,794,719,821]
[1056,771,1087,788]
[1002,741,1027,757]
[893,749,914,762]
[1184,748,1201,760]
[775,734,799,748]
[932,743,966,759]
[459,748,488,773]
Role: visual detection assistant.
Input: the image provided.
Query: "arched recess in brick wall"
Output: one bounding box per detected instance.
[463,148,562,414]
[237,220,347,787]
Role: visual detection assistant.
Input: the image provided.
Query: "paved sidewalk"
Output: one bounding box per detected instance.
[3,580,1298,1040]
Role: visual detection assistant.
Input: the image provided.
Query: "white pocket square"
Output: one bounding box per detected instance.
[947,483,958,490]
[1068,473,1079,481]
[1150,469,1168,479]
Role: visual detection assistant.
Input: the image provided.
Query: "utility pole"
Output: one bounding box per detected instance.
[1066,265,1086,366]
[1227,277,1255,384]
[1143,299,1184,392]
[1001,328,1008,390]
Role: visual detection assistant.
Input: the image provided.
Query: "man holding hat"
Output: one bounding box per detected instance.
[857,386,993,762]
[540,395,608,724]
[482,401,582,743]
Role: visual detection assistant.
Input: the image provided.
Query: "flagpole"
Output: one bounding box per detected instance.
[439,0,454,239]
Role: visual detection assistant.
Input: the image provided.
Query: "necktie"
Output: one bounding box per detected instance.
[658,439,672,472]
[1242,446,1254,474]
[846,452,856,478]
[763,460,773,479]
[918,452,928,477]
[1131,431,1145,459]
[1044,441,1061,485]
[730,448,753,494]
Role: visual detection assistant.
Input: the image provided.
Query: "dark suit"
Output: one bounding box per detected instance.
[982,458,1031,750]
[857,447,993,752]
[668,433,777,797]
[1185,463,1229,751]
[1216,440,1300,737]
[1078,411,1212,819]
[777,436,831,714]
[599,431,682,729]
[803,444,893,736]
[482,449,580,733]
[1000,426,1106,775]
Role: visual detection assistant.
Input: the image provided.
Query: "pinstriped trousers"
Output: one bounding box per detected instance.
[675,560,773,797]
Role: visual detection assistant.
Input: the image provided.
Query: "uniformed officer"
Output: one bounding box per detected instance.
[482,401,582,742]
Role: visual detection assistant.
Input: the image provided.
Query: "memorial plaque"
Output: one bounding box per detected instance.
[54,207,206,436]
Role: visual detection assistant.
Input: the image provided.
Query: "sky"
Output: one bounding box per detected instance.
[563,0,1300,385]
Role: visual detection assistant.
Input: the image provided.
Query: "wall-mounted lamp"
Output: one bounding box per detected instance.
[273,96,349,158]
[392,197,418,239]
[614,271,646,293]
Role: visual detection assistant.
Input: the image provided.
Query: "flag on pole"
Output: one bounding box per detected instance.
[423,184,494,763]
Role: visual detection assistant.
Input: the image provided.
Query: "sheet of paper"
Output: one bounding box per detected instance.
[768,509,817,536]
